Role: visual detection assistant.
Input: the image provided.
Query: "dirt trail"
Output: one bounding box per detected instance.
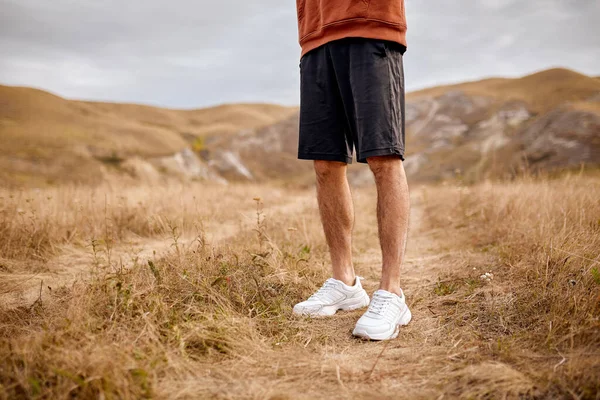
[242,189,462,399]
[158,189,468,399]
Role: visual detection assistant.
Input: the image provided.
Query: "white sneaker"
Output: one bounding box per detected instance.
[352,289,412,340]
[293,277,370,317]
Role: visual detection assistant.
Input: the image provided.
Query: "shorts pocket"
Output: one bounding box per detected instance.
[372,41,388,58]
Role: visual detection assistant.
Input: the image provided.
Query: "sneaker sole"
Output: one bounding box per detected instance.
[293,292,370,317]
[352,307,412,341]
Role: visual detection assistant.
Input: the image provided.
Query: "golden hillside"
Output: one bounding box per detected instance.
[397,68,600,182]
[408,68,600,113]
[2,67,598,187]
[0,85,296,186]
[86,100,298,139]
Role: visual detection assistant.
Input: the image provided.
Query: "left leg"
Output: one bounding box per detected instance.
[331,39,412,340]
[292,42,371,317]
[352,155,412,340]
[367,156,410,296]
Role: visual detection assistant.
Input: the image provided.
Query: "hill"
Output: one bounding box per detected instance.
[0,85,296,186]
[1,67,599,186]
[408,68,600,113]
[207,68,600,184]
[402,68,600,181]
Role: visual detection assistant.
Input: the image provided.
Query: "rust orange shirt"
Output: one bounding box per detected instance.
[296,0,407,56]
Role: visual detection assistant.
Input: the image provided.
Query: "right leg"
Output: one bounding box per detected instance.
[314,160,355,286]
[293,43,369,316]
[293,159,369,316]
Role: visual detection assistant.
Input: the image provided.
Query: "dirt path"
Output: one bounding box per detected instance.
[156,189,470,399]
[251,189,461,399]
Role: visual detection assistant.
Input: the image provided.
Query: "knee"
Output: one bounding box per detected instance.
[367,156,401,178]
[314,160,345,182]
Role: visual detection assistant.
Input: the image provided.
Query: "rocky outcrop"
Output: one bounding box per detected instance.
[117,148,227,184]
[209,151,254,180]
[206,84,599,184]
[514,108,600,170]
[152,148,225,183]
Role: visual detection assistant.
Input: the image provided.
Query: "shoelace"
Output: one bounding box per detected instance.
[367,293,392,316]
[308,279,338,301]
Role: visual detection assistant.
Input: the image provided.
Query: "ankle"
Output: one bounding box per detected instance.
[379,282,402,297]
[333,273,356,286]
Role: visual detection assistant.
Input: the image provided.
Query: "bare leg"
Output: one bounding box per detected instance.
[314,160,355,286]
[367,156,410,296]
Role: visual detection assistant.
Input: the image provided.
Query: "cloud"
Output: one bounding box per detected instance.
[0,0,598,107]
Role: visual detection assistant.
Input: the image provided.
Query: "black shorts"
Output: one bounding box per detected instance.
[298,37,406,164]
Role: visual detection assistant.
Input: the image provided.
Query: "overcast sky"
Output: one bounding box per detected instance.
[1,0,598,108]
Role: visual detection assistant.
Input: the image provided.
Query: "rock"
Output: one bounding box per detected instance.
[209,151,254,180]
[514,108,600,169]
[152,148,227,184]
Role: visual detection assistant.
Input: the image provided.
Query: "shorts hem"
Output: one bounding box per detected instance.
[298,152,353,164]
[357,147,405,163]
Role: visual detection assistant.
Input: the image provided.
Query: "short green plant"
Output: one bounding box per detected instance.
[434,280,457,296]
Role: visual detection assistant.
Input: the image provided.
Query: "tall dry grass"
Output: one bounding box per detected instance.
[1,228,327,399]
[423,174,600,397]
[0,183,301,263]
[1,175,599,399]
[0,183,328,399]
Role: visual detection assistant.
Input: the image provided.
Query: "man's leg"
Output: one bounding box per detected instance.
[367,156,410,296]
[294,44,371,317]
[292,159,370,317]
[314,160,355,286]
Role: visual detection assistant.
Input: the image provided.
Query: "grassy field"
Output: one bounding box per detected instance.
[1,175,599,399]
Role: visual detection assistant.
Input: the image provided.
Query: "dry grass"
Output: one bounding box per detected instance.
[422,173,600,397]
[1,175,599,399]
[0,181,332,399]
[0,183,298,262]
[1,215,326,399]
